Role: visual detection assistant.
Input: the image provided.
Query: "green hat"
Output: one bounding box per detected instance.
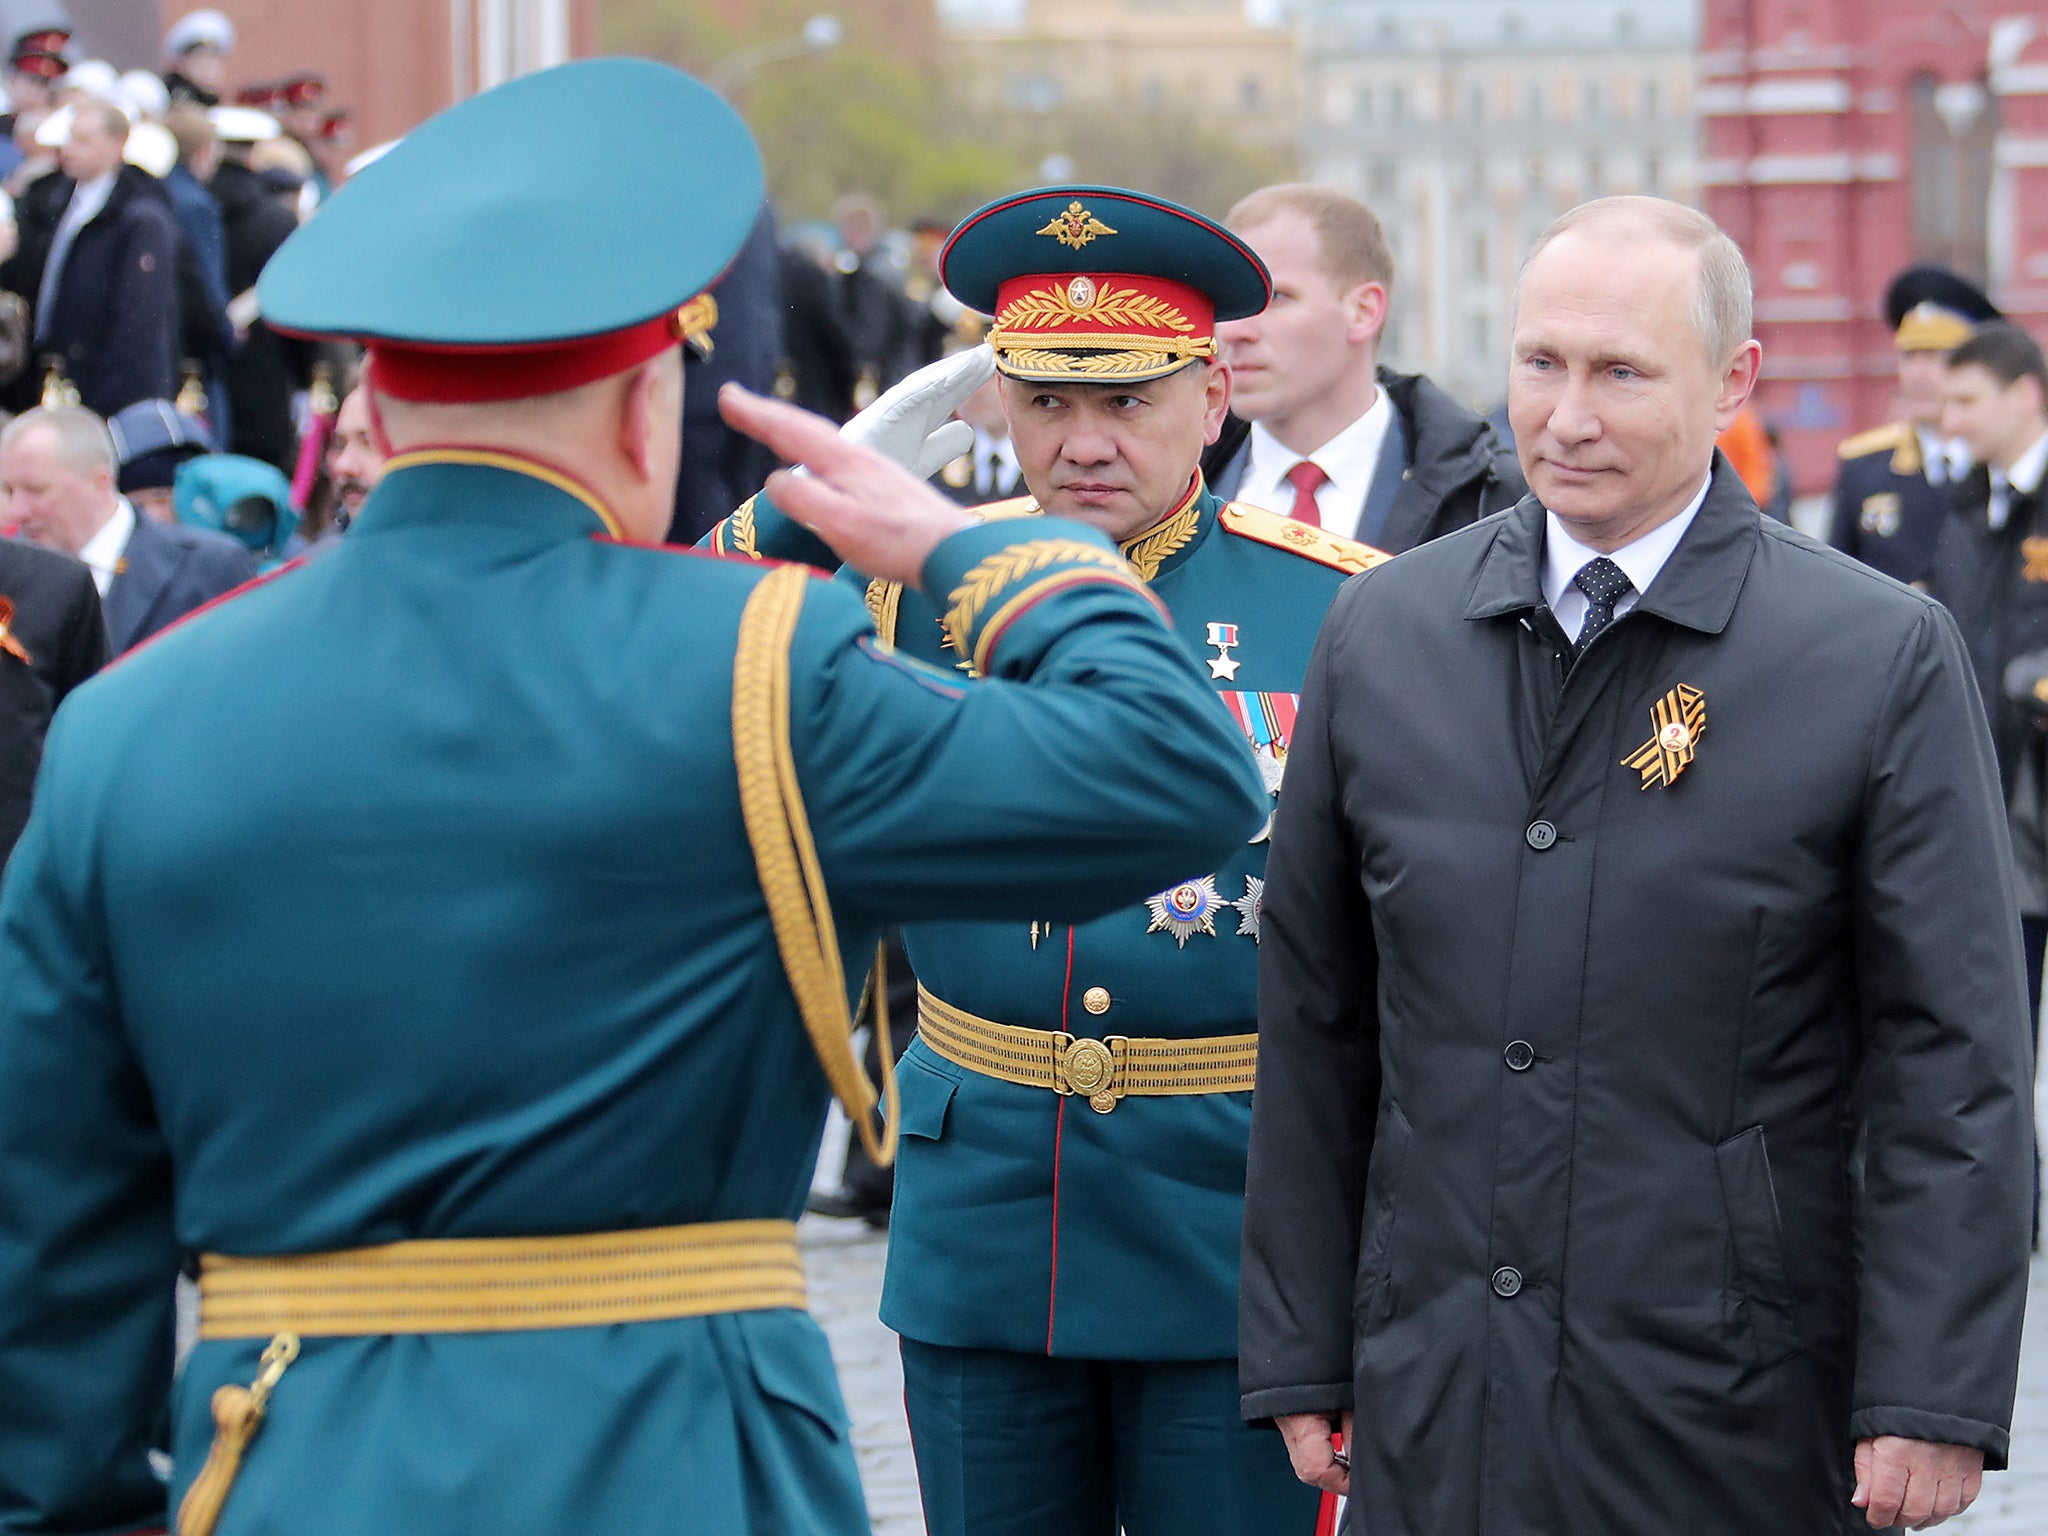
[941,185,1270,384]
[258,59,759,402]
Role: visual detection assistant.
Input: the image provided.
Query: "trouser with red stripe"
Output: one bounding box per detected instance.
[899,1338,1319,1536]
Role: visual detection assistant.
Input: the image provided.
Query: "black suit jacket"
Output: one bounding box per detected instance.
[103,513,259,655]
[0,540,107,867]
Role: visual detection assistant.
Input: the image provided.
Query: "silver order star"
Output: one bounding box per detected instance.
[1233,876,1263,942]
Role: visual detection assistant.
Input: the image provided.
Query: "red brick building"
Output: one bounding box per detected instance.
[54,0,597,154]
[1702,1,2048,491]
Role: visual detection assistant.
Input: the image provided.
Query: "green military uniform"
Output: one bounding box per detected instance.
[0,72,1267,1536]
[712,186,1387,1536]
[1826,268,2000,585]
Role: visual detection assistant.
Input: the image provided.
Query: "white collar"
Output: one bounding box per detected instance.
[1542,474,1712,623]
[76,496,136,595]
[64,171,117,224]
[1916,425,1970,485]
[2000,429,2048,498]
[1239,387,1395,537]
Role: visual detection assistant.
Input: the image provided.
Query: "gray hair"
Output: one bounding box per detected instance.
[1514,196,1754,365]
[1,406,119,477]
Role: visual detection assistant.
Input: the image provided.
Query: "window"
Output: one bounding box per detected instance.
[1643,78,1661,118]
[1584,80,1603,119]
[1524,81,1544,120]
[1355,84,1374,122]
[1465,83,1486,122]
[1241,76,1263,112]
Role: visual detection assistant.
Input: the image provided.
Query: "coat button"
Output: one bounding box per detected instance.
[1524,820,1557,850]
[1492,1265,1523,1298]
[1503,1040,1535,1072]
[1082,987,1111,1016]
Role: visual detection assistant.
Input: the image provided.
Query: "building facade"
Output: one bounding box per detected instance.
[1299,0,1699,412]
[942,0,1299,156]
[31,0,594,153]
[1703,2,2048,492]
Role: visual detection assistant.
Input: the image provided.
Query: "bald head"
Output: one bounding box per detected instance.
[1516,197,1753,366]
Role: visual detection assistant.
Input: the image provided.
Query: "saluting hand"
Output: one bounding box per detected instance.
[719,384,974,588]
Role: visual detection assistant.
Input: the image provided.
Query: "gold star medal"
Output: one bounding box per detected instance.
[1145,875,1222,946]
[0,597,29,665]
[1205,621,1241,681]
[1621,684,1705,789]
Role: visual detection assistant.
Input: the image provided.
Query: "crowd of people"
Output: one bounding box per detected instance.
[0,39,2040,1536]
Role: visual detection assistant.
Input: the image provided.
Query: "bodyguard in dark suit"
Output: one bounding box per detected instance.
[1242,197,2033,1536]
[1206,184,1523,551]
[0,407,256,654]
[0,538,106,866]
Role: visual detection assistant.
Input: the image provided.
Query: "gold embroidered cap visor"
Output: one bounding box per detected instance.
[941,185,1271,385]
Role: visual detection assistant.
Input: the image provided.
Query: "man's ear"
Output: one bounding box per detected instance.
[1202,358,1231,445]
[618,355,673,483]
[1346,281,1389,347]
[1713,340,1764,433]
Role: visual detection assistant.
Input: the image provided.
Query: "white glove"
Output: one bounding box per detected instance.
[839,344,996,481]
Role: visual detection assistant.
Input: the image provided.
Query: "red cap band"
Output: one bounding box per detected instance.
[365,311,690,403]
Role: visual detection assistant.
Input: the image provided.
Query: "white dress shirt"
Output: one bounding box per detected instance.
[1236,387,1395,539]
[974,431,1020,500]
[76,496,136,596]
[1542,475,1712,641]
[1988,429,2048,531]
[1917,426,1970,488]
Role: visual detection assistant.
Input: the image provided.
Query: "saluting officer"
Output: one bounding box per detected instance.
[713,186,1384,1536]
[0,68,1266,1536]
[1828,264,2000,584]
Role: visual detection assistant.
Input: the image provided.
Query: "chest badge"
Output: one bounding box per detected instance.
[1146,875,1222,946]
[1221,690,1298,841]
[1233,876,1264,942]
[1859,492,1902,538]
[1205,621,1241,680]
[1622,683,1705,790]
[2023,537,2048,585]
[0,597,30,665]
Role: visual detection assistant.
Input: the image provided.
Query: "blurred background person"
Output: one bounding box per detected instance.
[106,396,213,524]
[2,404,253,652]
[210,104,308,473]
[161,9,234,110]
[0,531,104,870]
[174,450,300,570]
[21,98,179,420]
[669,199,780,542]
[322,377,383,533]
[831,191,917,409]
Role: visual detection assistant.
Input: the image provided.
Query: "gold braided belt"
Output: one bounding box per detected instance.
[917,984,1257,1115]
[195,1218,805,1341]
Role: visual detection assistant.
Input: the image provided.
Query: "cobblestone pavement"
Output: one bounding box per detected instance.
[804,1209,2048,1536]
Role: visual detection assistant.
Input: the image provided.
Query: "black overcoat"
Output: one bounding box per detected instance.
[1241,460,2035,1535]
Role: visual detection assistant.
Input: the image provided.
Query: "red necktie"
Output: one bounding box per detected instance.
[1284,460,1328,527]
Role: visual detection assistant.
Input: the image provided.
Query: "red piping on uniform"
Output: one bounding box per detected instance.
[1047,925,1075,1354]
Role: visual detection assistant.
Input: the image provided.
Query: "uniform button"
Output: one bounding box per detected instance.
[1503,1040,1536,1072]
[1082,987,1112,1016]
[1492,1265,1523,1298]
[1524,820,1557,850]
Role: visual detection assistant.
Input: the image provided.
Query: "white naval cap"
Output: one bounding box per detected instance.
[57,58,121,104]
[119,69,170,122]
[164,9,236,60]
[209,105,280,145]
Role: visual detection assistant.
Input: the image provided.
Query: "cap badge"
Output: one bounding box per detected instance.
[1145,874,1222,946]
[0,597,31,666]
[1622,684,1705,790]
[1037,200,1117,250]
[1067,275,1098,310]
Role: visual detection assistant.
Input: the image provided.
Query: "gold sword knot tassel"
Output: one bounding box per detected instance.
[177,1332,300,1536]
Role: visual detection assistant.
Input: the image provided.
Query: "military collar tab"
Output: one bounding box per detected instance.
[1118,474,1210,582]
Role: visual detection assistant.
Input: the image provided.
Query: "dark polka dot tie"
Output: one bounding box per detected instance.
[1571,556,1632,651]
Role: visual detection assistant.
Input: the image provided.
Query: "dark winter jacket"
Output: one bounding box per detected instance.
[1242,459,2035,1535]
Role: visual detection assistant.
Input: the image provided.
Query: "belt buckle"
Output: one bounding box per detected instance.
[1054,1032,1127,1113]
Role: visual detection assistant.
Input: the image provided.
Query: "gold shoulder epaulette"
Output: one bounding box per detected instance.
[1837,422,1911,460]
[972,495,1041,523]
[1219,502,1391,575]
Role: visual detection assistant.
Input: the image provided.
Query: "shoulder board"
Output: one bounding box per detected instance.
[1218,502,1392,575]
[971,495,1042,523]
[1837,422,1911,460]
